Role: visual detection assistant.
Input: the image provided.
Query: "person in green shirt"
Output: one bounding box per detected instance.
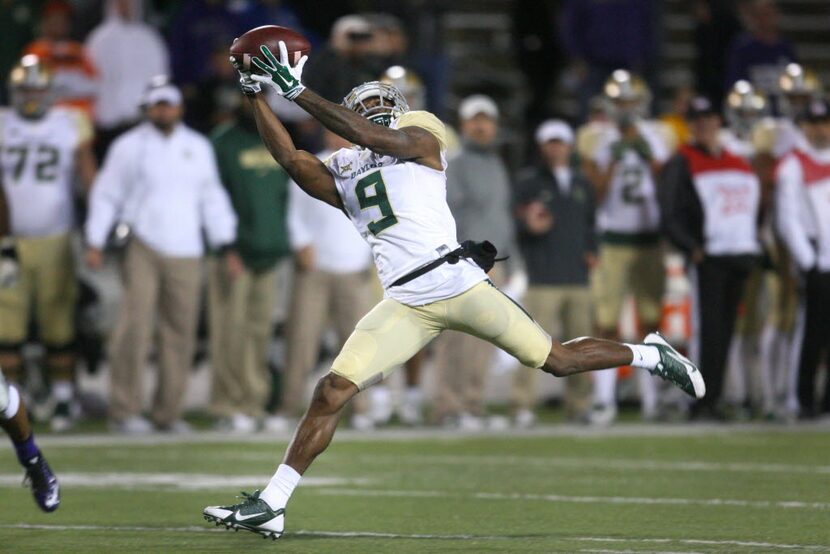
[208,99,291,432]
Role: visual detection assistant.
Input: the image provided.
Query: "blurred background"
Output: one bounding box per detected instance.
[2,0,830,436]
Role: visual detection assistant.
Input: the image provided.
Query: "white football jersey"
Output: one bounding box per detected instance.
[325,111,487,306]
[590,120,672,235]
[752,117,807,159]
[0,107,91,237]
[719,128,755,160]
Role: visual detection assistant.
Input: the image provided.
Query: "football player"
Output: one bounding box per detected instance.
[718,81,780,418]
[750,63,824,417]
[0,175,61,513]
[578,70,676,424]
[0,55,97,432]
[202,42,704,539]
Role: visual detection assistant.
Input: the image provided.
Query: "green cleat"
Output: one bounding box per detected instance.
[203,490,284,540]
[644,333,706,399]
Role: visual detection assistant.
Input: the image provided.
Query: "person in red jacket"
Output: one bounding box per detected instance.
[660,96,763,419]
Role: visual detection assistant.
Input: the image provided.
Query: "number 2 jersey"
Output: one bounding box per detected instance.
[579,120,673,239]
[0,107,91,237]
[324,111,487,306]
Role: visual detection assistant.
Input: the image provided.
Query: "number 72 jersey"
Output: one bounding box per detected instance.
[323,111,487,306]
[0,107,91,237]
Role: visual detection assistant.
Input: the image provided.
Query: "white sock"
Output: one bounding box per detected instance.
[260,464,301,510]
[594,368,618,406]
[625,344,661,371]
[52,380,73,402]
[404,386,422,407]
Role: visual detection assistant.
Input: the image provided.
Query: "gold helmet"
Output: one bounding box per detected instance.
[9,54,54,119]
[779,63,823,117]
[725,80,768,136]
[603,69,651,126]
[379,65,425,111]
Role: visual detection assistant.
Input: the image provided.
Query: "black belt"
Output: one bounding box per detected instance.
[390,240,506,288]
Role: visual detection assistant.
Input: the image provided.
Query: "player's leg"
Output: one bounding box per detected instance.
[631,243,667,419]
[203,298,442,538]
[448,281,705,399]
[590,243,629,424]
[0,243,31,389]
[34,234,78,432]
[0,369,60,512]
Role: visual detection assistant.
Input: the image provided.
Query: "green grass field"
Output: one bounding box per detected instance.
[2,424,829,553]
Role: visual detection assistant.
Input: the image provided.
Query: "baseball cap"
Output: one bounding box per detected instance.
[535,119,574,145]
[686,95,718,119]
[141,76,182,107]
[459,94,499,120]
[800,98,830,122]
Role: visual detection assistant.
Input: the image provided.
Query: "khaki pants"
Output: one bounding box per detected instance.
[281,268,373,416]
[108,240,202,426]
[0,233,77,346]
[593,243,664,331]
[208,259,278,418]
[431,268,528,420]
[512,285,594,417]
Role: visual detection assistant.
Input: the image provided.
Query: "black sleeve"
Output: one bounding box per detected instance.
[0,178,9,238]
[659,153,703,255]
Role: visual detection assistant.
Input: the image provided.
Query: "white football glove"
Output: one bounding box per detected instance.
[250,41,308,101]
[0,238,19,288]
[229,41,262,97]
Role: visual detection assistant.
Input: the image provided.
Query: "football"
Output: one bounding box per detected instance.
[229,25,311,73]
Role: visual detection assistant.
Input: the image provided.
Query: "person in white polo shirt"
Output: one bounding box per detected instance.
[85,77,237,434]
[266,129,374,432]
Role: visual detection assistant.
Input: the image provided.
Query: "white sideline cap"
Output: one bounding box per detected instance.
[535,119,574,145]
[141,75,182,107]
[459,94,499,120]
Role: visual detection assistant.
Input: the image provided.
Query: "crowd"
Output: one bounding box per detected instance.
[0,0,827,435]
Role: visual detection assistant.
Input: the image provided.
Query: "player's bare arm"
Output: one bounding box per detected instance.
[246,93,342,209]
[293,89,442,169]
[75,140,97,194]
[583,158,615,202]
[247,42,442,170]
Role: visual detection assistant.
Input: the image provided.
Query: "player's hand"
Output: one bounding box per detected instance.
[295,245,315,272]
[224,249,245,281]
[250,42,307,101]
[523,201,554,235]
[229,40,262,96]
[628,135,653,161]
[85,247,104,270]
[0,238,19,288]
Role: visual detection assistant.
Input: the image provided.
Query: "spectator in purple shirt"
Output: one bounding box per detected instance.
[725,0,796,97]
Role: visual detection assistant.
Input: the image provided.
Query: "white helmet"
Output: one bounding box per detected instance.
[778,63,823,118]
[342,81,410,127]
[379,66,425,111]
[724,80,768,136]
[603,69,651,126]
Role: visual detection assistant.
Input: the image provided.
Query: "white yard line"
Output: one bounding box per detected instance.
[312,487,830,510]
[6,422,828,448]
[333,453,830,476]
[1,523,827,551]
[0,472,369,490]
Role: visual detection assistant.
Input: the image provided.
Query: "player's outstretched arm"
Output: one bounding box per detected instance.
[250,43,441,169]
[247,94,342,209]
